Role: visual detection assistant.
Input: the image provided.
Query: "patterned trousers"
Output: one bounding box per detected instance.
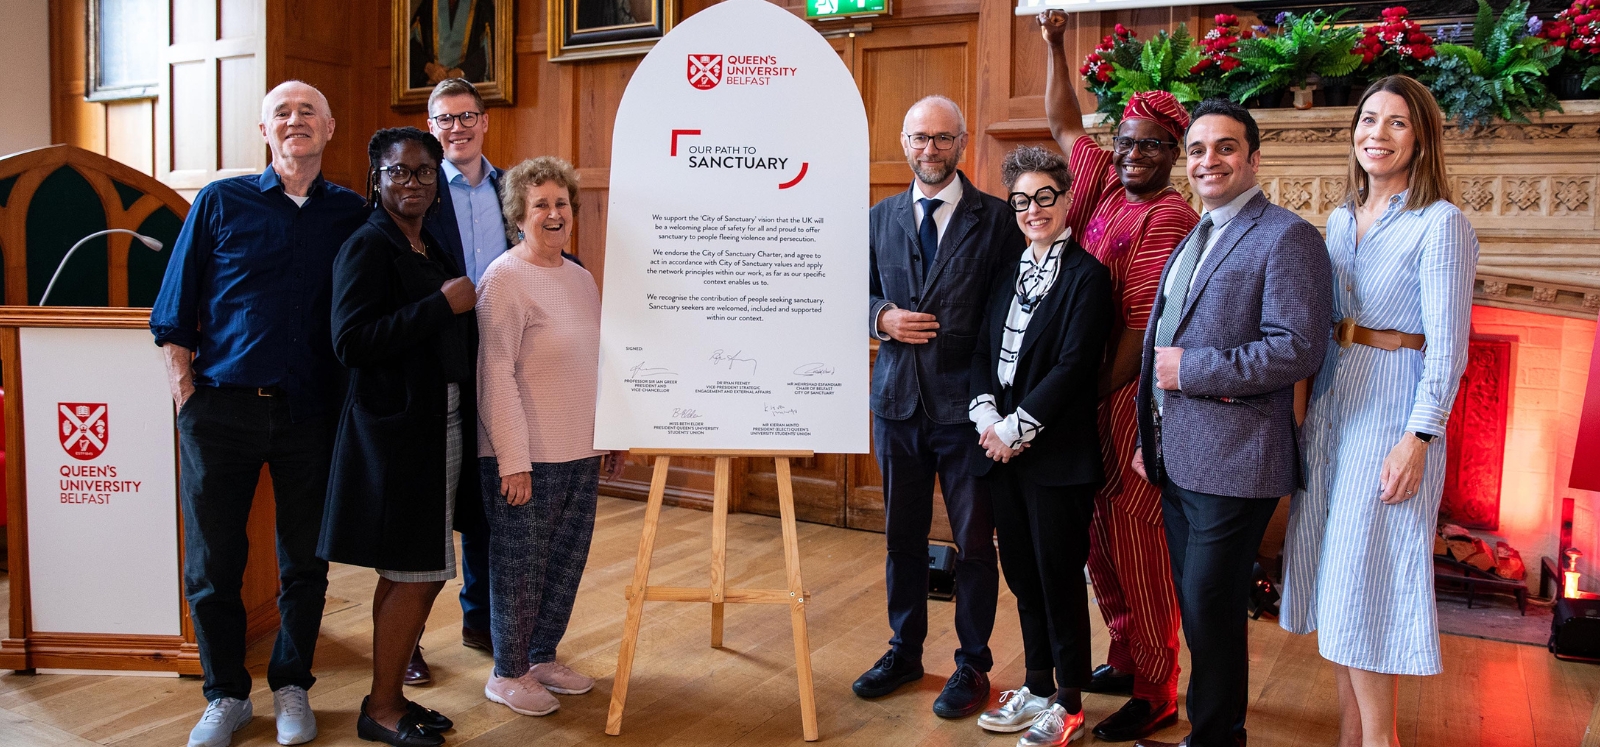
[480,455,601,679]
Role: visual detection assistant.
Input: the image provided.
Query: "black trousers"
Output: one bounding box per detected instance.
[874,407,998,671]
[177,386,334,701]
[1161,481,1280,747]
[989,465,1096,692]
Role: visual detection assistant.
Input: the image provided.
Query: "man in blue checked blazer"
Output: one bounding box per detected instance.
[856,95,1024,720]
[1131,99,1332,747]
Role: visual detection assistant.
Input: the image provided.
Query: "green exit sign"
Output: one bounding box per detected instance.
[806,0,888,19]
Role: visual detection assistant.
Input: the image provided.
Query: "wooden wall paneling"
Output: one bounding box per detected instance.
[48,1,157,176]
[851,18,978,199]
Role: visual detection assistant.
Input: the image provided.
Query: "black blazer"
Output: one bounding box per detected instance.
[968,238,1114,486]
[869,171,1025,425]
[319,208,483,572]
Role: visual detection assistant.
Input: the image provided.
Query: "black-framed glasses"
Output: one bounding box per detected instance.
[904,132,961,150]
[1009,185,1065,212]
[1112,136,1178,155]
[431,111,482,129]
[377,165,439,185]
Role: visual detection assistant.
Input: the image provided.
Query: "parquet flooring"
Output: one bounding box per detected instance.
[0,496,1594,746]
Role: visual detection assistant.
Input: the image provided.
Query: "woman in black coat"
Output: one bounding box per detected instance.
[969,145,1113,746]
[320,127,478,747]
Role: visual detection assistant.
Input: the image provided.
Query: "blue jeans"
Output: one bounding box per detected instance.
[480,456,600,678]
[177,386,333,701]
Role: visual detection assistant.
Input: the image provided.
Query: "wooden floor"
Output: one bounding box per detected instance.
[0,496,1595,746]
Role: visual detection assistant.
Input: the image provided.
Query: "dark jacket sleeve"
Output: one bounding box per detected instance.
[1179,219,1332,398]
[969,268,1008,404]
[1016,263,1115,426]
[868,204,893,339]
[330,230,457,369]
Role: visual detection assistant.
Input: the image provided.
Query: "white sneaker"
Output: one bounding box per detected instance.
[1017,703,1086,747]
[273,686,317,745]
[978,687,1050,732]
[188,697,253,747]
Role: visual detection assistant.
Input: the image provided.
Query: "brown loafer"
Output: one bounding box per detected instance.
[462,626,493,654]
[405,645,432,686]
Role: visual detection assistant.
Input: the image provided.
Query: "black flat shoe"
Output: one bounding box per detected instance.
[1085,663,1136,695]
[931,664,990,719]
[406,701,453,733]
[852,649,925,698]
[357,697,445,747]
[1094,697,1178,742]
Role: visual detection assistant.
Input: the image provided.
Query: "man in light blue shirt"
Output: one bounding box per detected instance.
[407,78,506,684]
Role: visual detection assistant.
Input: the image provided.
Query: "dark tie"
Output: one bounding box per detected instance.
[1153,214,1214,409]
[918,198,943,266]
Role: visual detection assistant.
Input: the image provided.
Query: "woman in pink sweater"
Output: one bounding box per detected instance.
[475,156,622,717]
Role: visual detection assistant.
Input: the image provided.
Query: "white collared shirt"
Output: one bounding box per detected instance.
[910,177,963,246]
[444,155,508,284]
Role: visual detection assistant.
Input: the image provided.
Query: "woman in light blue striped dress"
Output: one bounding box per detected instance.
[1279,75,1478,747]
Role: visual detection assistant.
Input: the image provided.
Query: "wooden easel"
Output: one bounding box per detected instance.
[606,449,819,741]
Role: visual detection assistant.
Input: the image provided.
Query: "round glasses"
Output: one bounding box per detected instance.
[431,111,482,130]
[1008,185,1065,212]
[1112,136,1178,156]
[377,165,439,186]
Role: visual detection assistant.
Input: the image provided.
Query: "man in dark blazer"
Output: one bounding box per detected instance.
[1131,99,1332,747]
[854,95,1025,719]
[411,77,504,681]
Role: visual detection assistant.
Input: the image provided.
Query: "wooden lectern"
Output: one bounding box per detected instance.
[0,147,280,674]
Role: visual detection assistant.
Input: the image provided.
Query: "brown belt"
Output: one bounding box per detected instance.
[1335,317,1425,351]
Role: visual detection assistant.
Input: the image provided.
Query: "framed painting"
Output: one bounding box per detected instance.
[392,0,514,109]
[548,0,677,62]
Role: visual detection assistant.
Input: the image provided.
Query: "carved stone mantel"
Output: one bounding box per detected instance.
[990,101,1600,319]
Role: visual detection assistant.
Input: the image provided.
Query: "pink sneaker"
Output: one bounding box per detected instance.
[485,673,559,716]
[529,661,594,695]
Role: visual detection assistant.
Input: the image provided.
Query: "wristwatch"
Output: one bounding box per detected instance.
[1413,431,1435,443]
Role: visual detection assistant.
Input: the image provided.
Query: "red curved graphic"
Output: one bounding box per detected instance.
[778,162,809,190]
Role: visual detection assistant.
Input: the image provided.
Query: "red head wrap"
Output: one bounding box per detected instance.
[1122,91,1190,144]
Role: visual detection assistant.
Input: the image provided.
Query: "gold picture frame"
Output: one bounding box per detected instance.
[392,0,514,109]
[548,0,677,63]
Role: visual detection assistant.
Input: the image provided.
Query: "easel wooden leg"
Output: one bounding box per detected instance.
[774,457,819,741]
[606,455,672,736]
[710,457,730,648]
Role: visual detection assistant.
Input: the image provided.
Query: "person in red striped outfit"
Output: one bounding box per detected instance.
[1039,10,1199,742]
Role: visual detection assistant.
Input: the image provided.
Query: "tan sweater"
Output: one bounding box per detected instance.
[475,252,604,473]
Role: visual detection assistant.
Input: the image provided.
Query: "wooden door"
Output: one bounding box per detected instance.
[157,0,268,200]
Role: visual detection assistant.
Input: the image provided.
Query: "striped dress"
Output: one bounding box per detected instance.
[1279,192,1479,676]
[1064,136,1196,699]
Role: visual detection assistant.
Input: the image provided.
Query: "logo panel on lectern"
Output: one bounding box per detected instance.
[59,403,108,460]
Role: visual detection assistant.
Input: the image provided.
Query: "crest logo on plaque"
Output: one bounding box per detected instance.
[59,403,108,460]
[688,54,723,90]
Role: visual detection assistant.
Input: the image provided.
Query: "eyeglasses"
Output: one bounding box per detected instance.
[904,132,962,150]
[431,111,482,130]
[1009,185,1066,212]
[1112,136,1178,155]
[377,165,439,185]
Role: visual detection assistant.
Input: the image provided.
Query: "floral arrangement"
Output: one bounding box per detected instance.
[1537,0,1600,91]
[1108,25,1202,106]
[1229,10,1365,103]
[1355,6,1437,77]
[1080,24,1141,119]
[1193,14,1246,75]
[1428,0,1563,127]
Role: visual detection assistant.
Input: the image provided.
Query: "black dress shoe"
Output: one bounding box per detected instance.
[1132,740,1186,747]
[357,697,445,747]
[1085,663,1135,695]
[931,664,990,719]
[1094,698,1178,742]
[406,701,453,733]
[462,626,493,654]
[852,649,924,698]
[404,646,431,686]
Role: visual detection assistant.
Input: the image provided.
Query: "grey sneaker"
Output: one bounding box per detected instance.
[978,687,1050,733]
[188,697,253,747]
[529,661,594,695]
[1017,703,1086,747]
[273,686,316,745]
